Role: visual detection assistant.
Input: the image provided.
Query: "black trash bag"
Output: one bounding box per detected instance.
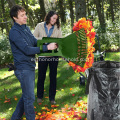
[86,61,120,120]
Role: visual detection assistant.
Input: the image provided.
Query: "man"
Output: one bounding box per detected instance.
[9,5,57,120]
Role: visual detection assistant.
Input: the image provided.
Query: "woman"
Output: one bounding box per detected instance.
[33,11,62,104]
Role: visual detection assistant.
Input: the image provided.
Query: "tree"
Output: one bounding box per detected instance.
[44,0,57,12]
[7,0,15,8]
[86,0,95,20]
[22,0,35,27]
[58,0,66,24]
[1,0,9,34]
[75,0,86,21]
[68,0,74,32]
[38,0,46,22]
[94,0,106,32]
[109,0,114,22]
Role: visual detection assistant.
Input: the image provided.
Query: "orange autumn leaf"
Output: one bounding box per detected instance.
[14,97,18,101]
[42,111,46,114]
[4,99,11,103]
[70,88,73,90]
[46,108,50,111]
[5,95,7,99]
[45,96,49,98]
[4,95,11,103]
[51,105,58,108]
[37,112,41,115]
[64,104,69,109]
[35,116,39,119]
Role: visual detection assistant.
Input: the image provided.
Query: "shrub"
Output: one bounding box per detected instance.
[0,35,13,67]
[61,20,72,37]
[94,17,119,51]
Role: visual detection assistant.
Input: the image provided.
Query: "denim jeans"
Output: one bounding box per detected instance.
[11,70,35,120]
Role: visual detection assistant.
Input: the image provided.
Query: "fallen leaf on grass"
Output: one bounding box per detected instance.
[45,96,49,98]
[61,89,64,91]
[72,94,75,96]
[51,105,59,108]
[70,88,73,90]
[9,107,13,110]
[38,102,42,105]
[14,97,18,101]
[4,99,11,103]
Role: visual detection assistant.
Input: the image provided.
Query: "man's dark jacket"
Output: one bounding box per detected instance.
[9,22,47,70]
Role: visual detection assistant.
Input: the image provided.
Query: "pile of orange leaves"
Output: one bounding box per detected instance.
[68,17,96,73]
[34,100,87,120]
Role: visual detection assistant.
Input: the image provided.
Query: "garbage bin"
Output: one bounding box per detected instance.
[86,61,120,120]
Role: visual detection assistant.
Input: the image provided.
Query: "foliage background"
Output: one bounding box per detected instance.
[0,0,119,67]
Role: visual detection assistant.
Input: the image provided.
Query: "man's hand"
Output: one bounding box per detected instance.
[47,43,58,50]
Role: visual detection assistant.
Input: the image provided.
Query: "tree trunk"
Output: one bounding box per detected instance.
[22,0,34,27]
[68,0,74,32]
[58,0,66,24]
[26,0,28,4]
[1,0,9,34]
[38,0,46,22]
[7,0,15,8]
[94,0,106,32]
[109,0,114,22]
[75,0,86,21]
[86,0,91,19]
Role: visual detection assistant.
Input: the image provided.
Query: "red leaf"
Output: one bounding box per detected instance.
[72,94,75,96]
[38,102,42,105]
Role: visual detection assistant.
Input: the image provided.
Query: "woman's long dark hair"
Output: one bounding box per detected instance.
[44,11,60,29]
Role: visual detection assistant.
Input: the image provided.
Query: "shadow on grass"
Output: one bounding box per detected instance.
[0,73,16,86]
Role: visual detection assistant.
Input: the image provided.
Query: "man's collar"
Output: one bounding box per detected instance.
[14,22,26,29]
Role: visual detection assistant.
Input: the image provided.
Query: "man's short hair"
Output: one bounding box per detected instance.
[10,5,25,22]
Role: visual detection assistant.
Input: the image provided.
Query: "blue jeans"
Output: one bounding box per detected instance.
[11,70,35,120]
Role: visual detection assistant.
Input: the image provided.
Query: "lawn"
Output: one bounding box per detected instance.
[0,52,119,119]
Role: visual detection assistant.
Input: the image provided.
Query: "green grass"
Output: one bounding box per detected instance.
[105,52,120,62]
[0,52,119,119]
[0,60,86,119]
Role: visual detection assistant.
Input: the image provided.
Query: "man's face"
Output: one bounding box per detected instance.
[13,10,27,25]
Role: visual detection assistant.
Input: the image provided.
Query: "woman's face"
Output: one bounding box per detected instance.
[50,14,58,25]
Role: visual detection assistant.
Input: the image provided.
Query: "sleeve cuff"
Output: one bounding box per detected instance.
[42,45,48,52]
